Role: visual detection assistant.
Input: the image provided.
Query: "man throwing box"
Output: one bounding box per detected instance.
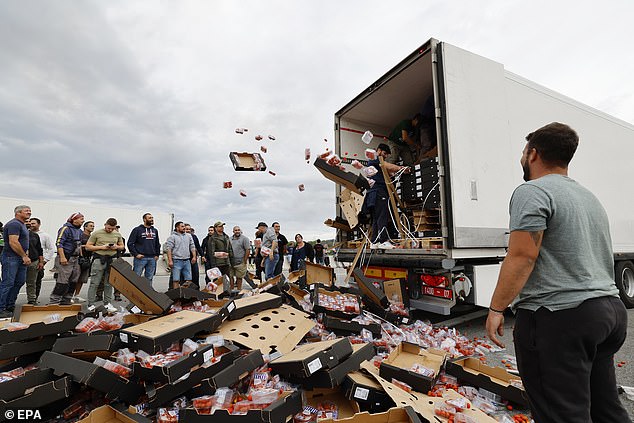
[485,122,630,422]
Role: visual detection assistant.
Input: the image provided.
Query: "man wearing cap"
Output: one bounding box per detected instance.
[207,222,234,292]
[49,212,84,305]
[362,143,410,247]
[230,226,250,291]
[256,222,278,280]
[0,205,32,317]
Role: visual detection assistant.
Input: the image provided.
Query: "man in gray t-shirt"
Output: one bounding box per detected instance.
[485,123,629,423]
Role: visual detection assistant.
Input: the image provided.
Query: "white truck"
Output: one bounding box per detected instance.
[334,38,634,315]
[0,196,174,278]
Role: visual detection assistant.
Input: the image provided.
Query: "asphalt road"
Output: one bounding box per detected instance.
[9,269,634,419]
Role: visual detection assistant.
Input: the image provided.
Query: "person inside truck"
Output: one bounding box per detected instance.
[386,114,420,166]
[362,143,410,248]
[415,95,438,161]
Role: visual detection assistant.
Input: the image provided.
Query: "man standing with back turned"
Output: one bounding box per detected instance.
[486,122,630,423]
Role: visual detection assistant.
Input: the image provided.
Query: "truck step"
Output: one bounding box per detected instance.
[409,296,454,315]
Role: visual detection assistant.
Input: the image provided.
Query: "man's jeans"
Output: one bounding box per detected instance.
[0,255,27,311]
[133,257,157,283]
[264,253,279,281]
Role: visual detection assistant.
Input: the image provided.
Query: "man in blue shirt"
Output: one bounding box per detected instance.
[362,144,410,247]
[0,205,32,317]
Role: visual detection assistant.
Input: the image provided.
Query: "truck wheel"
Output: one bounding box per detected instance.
[615,261,634,309]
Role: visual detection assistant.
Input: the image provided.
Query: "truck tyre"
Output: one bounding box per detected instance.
[615,260,634,309]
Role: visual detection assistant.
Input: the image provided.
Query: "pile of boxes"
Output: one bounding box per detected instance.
[0,259,530,423]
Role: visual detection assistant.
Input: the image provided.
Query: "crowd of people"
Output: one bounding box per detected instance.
[0,210,330,317]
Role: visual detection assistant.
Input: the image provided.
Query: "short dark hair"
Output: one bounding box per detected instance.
[377,143,391,154]
[295,234,303,240]
[30,217,41,225]
[175,221,184,229]
[272,222,280,226]
[83,221,94,228]
[316,239,321,243]
[526,122,579,168]
[105,218,118,226]
[142,213,152,220]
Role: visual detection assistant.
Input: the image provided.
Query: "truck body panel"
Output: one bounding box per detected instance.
[334,38,634,313]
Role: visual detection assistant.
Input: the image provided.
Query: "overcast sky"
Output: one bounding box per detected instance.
[1,0,633,241]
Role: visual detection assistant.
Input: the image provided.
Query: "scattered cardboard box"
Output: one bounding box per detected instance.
[446,357,528,406]
[270,337,353,378]
[216,305,315,355]
[0,372,73,421]
[322,315,381,337]
[132,343,215,384]
[288,343,375,389]
[0,304,84,344]
[229,293,284,320]
[0,335,57,360]
[353,269,388,308]
[52,333,122,359]
[77,405,151,423]
[379,342,447,394]
[319,406,423,423]
[179,390,303,423]
[313,288,362,321]
[342,371,395,412]
[39,351,144,403]
[339,188,365,229]
[120,310,220,354]
[305,388,361,420]
[109,259,173,315]
[305,261,335,289]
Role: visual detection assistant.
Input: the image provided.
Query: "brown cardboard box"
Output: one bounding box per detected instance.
[229,292,284,320]
[0,304,84,343]
[229,152,267,171]
[379,342,447,394]
[319,406,422,423]
[305,388,360,420]
[77,405,151,423]
[216,304,315,355]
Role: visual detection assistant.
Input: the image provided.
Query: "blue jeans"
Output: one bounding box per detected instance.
[263,253,279,281]
[172,259,192,281]
[133,257,157,283]
[0,255,27,311]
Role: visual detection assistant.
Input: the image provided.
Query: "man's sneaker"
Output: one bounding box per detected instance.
[104,303,118,313]
[0,310,13,318]
[377,241,396,249]
[72,296,86,303]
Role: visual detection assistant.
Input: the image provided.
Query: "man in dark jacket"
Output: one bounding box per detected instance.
[207,222,234,292]
[128,213,161,284]
[50,212,84,305]
[25,221,44,304]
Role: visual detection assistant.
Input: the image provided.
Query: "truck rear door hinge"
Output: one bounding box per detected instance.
[431,53,438,63]
[442,227,449,237]
[438,165,445,176]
